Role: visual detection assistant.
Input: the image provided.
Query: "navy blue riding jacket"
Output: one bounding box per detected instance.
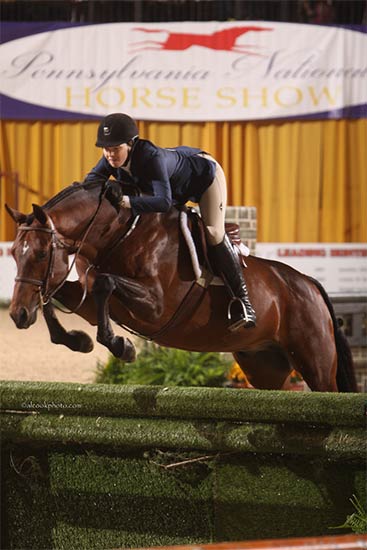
[84,139,216,217]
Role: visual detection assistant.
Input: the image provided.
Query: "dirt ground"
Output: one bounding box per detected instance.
[0,307,120,383]
[0,307,311,390]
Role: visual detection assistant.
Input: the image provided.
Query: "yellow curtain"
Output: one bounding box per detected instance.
[1,118,366,243]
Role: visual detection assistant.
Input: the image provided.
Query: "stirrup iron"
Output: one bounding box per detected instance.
[227,297,255,331]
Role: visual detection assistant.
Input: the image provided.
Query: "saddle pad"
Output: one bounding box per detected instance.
[179,210,249,287]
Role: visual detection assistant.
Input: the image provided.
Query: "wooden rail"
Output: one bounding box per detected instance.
[136,534,366,550]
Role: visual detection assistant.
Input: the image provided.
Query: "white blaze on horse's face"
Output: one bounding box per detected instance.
[22,240,29,255]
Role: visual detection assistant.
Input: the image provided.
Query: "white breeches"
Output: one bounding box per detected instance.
[198,154,227,246]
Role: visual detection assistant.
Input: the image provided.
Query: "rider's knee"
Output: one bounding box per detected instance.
[205,226,224,246]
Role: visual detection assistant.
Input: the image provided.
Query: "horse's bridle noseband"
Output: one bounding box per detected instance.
[15,218,64,305]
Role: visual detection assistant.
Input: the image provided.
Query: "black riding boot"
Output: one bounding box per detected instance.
[210,235,256,330]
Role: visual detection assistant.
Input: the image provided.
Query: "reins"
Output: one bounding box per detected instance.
[55,213,141,314]
[15,182,143,316]
[45,184,110,313]
[94,213,141,269]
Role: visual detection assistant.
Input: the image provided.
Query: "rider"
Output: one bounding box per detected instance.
[84,112,256,330]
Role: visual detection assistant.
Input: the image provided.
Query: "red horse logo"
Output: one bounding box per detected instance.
[130,26,273,55]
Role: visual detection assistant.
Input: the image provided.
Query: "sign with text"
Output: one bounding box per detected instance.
[1,22,366,121]
[256,243,367,295]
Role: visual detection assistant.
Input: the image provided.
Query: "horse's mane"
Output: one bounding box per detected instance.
[42,180,141,212]
[24,180,139,225]
[42,181,103,211]
[22,181,104,225]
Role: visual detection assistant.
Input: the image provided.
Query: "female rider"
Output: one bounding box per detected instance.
[84,112,256,330]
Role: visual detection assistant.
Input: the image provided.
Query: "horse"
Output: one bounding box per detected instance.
[6,180,357,392]
[130,26,272,54]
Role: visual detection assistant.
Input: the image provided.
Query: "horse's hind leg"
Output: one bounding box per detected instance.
[233,347,292,390]
[284,313,338,392]
[291,342,338,392]
[92,274,136,362]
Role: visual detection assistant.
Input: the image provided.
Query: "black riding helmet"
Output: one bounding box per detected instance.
[95,113,139,147]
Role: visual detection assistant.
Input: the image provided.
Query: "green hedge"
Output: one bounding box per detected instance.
[95,345,232,387]
[1,382,366,550]
[0,380,365,426]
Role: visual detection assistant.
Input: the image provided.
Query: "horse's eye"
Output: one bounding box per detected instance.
[36,251,48,261]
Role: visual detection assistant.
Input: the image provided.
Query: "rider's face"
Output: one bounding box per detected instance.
[103,144,130,168]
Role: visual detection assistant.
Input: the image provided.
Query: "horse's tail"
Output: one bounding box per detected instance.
[309,277,358,392]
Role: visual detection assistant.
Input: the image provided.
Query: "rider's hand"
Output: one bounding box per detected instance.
[106,181,123,212]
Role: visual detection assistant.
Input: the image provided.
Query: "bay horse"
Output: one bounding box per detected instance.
[6,181,357,392]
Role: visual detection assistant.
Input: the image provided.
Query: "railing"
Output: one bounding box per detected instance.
[135,534,367,550]
[1,0,365,25]
[331,296,367,348]
[1,383,365,549]
[0,171,49,211]
[1,171,51,240]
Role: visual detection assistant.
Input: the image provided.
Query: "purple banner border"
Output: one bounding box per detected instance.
[1,21,366,122]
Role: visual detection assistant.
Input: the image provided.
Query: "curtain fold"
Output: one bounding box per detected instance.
[1,118,366,243]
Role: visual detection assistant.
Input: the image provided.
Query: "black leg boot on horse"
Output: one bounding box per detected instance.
[210,234,256,331]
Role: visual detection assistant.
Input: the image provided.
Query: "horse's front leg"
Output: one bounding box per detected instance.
[43,299,94,353]
[92,274,136,362]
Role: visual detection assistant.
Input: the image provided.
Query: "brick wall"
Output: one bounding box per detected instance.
[225,206,257,254]
[352,350,367,393]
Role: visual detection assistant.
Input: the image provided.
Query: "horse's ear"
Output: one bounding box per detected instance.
[32,204,48,226]
[5,204,27,224]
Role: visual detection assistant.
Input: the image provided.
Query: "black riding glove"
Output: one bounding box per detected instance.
[106,181,123,212]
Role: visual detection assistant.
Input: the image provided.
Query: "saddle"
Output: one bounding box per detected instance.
[179,206,250,286]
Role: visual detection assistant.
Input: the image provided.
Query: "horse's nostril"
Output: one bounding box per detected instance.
[10,306,29,328]
[19,307,28,325]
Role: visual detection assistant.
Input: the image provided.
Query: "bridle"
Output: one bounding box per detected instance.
[14,182,141,313]
[14,182,111,310]
[15,217,69,307]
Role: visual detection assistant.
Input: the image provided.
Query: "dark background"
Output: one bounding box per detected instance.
[1,0,366,25]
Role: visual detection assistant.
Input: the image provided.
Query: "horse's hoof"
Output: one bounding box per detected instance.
[110,336,136,362]
[110,335,126,358]
[68,330,94,353]
[123,338,136,363]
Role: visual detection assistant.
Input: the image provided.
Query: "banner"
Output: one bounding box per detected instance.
[1,21,366,121]
[256,243,367,295]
